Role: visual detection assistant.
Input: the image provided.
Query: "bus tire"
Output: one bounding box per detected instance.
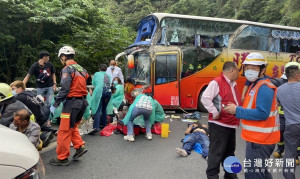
[197,91,208,112]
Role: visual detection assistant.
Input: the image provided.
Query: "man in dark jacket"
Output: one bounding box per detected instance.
[0,83,30,127]
[10,80,50,128]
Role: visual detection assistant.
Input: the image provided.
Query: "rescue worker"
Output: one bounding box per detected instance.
[0,83,30,127]
[184,64,194,78]
[225,53,280,179]
[272,62,300,165]
[49,46,89,166]
[277,62,300,179]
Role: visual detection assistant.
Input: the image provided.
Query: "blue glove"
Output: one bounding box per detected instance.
[50,106,56,114]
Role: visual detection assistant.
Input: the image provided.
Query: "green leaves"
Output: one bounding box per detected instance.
[0,0,132,85]
[169,0,300,27]
[0,0,299,85]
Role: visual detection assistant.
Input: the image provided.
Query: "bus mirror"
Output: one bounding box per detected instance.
[128,55,134,69]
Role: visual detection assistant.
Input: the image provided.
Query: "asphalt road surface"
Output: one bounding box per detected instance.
[41,112,299,179]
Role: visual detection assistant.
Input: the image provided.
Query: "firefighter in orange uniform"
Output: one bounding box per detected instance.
[49,46,89,166]
[225,52,280,179]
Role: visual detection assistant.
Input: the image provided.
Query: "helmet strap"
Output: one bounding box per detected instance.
[60,58,66,66]
[258,65,266,77]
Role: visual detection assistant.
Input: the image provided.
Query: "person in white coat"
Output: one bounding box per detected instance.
[106,60,124,84]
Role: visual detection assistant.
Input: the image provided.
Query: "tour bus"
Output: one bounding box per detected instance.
[115,13,300,111]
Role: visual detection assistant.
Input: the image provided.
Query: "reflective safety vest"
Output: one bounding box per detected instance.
[241,79,280,145]
[278,106,284,115]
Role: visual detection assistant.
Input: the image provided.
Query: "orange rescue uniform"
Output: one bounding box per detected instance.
[53,60,89,160]
[241,79,280,145]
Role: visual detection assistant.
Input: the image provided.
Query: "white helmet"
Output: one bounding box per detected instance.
[242,53,267,66]
[58,46,75,57]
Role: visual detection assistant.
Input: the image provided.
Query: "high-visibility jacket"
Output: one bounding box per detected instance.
[241,79,280,145]
[53,60,89,108]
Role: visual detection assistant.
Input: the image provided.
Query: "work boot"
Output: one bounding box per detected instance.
[146,133,152,140]
[176,148,188,157]
[273,149,284,158]
[73,145,88,159]
[49,158,70,166]
[296,157,300,165]
[124,135,135,142]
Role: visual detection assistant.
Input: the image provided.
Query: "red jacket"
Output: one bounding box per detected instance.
[208,74,241,126]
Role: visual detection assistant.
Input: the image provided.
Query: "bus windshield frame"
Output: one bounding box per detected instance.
[125,52,151,85]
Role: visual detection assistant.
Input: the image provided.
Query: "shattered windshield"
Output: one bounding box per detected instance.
[160,17,240,46]
[125,53,151,85]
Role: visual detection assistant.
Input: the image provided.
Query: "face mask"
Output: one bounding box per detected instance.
[12,90,17,96]
[113,81,118,85]
[110,65,115,70]
[245,69,259,82]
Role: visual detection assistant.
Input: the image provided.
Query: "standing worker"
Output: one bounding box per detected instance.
[277,62,300,179]
[271,70,288,159]
[271,62,300,165]
[106,59,124,84]
[201,61,241,179]
[23,50,57,106]
[49,46,89,166]
[225,53,280,179]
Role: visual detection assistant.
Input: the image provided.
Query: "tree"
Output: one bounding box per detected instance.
[280,0,300,27]
[237,0,267,22]
[260,0,284,24]
[115,0,155,30]
[0,0,132,85]
[151,0,179,12]
[169,0,217,17]
[217,0,241,19]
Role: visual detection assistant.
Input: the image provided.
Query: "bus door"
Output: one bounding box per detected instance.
[153,52,180,107]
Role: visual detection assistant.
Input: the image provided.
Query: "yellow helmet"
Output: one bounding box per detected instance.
[0,83,13,102]
[242,53,267,66]
[284,62,300,70]
[188,64,194,70]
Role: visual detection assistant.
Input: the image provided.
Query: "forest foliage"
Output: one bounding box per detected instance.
[1,0,299,85]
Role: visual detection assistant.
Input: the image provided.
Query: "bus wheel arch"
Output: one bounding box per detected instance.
[197,86,208,112]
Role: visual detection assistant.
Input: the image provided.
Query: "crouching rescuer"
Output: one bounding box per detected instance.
[49,46,89,166]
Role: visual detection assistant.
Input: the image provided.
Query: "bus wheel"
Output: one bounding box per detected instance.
[197,91,208,112]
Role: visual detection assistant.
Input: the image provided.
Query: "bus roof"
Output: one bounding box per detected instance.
[149,13,300,31]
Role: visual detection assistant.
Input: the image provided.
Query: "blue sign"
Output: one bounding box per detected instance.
[223,156,242,173]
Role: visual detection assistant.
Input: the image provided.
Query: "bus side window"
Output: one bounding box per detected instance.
[271,30,300,53]
[280,39,300,53]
